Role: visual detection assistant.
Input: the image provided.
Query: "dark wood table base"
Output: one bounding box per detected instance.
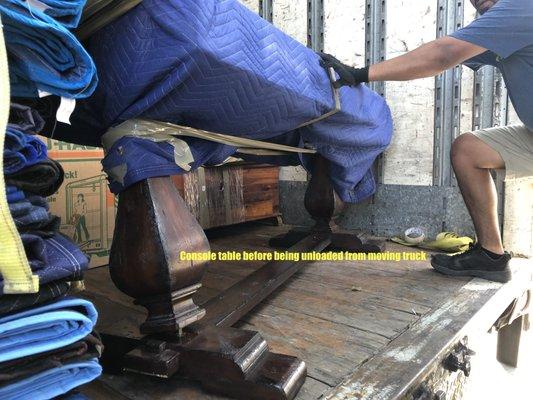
[104,155,382,400]
[270,229,383,253]
[103,328,307,400]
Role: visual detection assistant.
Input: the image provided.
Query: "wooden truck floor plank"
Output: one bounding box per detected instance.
[325,261,532,400]
[80,222,528,399]
[238,303,388,386]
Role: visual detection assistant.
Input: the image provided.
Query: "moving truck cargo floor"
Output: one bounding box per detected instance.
[79,222,532,400]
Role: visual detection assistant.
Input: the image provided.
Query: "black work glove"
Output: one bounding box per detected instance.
[318,52,369,89]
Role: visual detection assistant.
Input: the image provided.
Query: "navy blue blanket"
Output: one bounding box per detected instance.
[3,127,47,174]
[0,233,88,294]
[9,103,45,135]
[57,0,393,203]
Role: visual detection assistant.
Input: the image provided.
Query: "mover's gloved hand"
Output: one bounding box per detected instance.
[318,53,370,88]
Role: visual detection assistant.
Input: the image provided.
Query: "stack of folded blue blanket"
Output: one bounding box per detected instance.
[2,102,88,292]
[1,103,102,399]
[0,298,102,400]
[1,1,103,398]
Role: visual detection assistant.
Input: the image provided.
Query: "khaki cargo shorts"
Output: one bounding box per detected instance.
[472,124,533,179]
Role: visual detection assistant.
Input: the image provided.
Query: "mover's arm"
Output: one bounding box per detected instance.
[320,36,487,86]
[369,36,487,81]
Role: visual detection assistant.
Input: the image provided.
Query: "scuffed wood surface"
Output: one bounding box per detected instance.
[400,360,466,400]
[239,304,388,386]
[325,261,533,400]
[172,165,279,229]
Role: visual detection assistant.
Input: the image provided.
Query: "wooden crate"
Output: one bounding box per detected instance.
[171,164,280,229]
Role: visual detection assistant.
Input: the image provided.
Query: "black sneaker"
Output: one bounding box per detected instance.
[430,243,512,283]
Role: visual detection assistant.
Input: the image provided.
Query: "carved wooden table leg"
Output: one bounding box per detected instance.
[109,176,208,335]
[106,175,316,400]
[270,155,383,252]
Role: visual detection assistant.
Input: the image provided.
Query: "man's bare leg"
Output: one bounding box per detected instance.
[430,132,512,283]
[451,133,505,254]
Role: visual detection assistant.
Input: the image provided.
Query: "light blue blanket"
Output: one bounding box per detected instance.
[0,359,101,400]
[0,297,97,363]
[0,0,97,98]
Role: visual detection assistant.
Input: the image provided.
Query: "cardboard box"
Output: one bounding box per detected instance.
[42,137,116,268]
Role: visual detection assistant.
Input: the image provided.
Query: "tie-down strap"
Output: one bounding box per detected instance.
[102,119,318,156]
[101,119,318,173]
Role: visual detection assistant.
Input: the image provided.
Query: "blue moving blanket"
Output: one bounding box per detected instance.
[6,186,25,203]
[0,359,101,400]
[4,127,47,174]
[0,297,97,363]
[8,195,50,228]
[0,0,97,98]
[57,0,393,203]
[0,233,88,294]
[9,103,45,135]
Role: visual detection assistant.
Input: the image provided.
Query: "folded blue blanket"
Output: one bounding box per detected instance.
[6,186,25,203]
[0,358,101,400]
[26,0,87,28]
[9,195,51,229]
[0,297,97,363]
[55,0,393,203]
[0,233,88,294]
[4,127,47,174]
[32,232,87,283]
[20,233,47,271]
[0,0,97,98]
[9,103,45,135]
[8,195,48,217]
